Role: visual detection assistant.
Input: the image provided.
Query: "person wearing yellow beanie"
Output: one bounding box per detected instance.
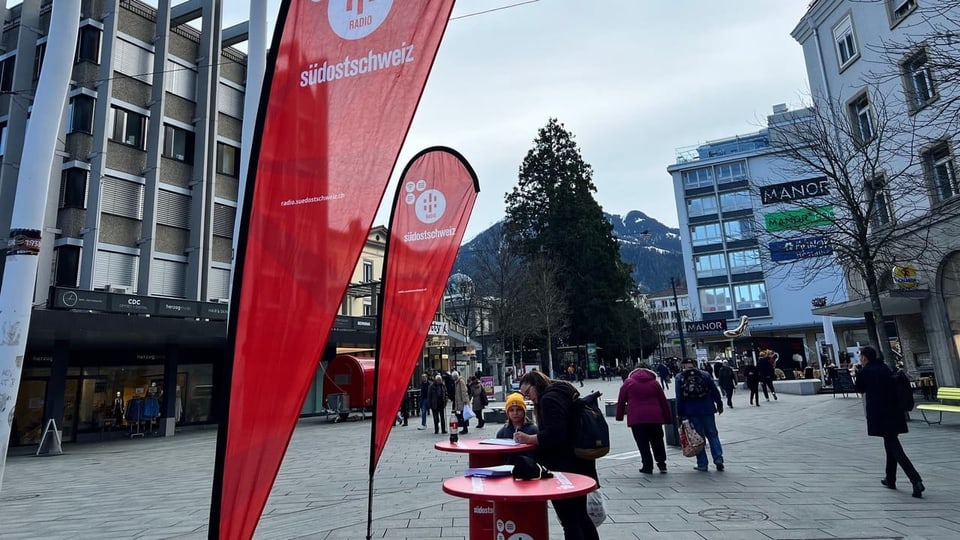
[496,392,537,439]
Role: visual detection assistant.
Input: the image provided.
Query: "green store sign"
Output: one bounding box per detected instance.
[764,205,835,232]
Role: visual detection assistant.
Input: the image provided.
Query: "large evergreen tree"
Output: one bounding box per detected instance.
[504,118,634,357]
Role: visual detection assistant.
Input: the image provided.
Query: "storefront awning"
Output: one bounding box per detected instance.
[810,289,929,318]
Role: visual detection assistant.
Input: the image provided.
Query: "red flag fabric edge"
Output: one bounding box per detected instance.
[209,2,457,539]
[370,146,480,471]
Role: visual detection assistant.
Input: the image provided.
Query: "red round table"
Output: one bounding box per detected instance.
[443,472,597,540]
[435,439,534,539]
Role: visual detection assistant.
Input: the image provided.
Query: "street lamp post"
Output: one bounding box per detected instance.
[670,277,687,360]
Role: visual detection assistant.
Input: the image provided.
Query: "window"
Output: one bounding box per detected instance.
[33,42,46,80]
[686,194,718,217]
[694,253,727,278]
[733,282,768,309]
[683,167,713,189]
[723,219,755,242]
[902,49,936,112]
[68,95,95,133]
[93,250,138,290]
[162,125,194,163]
[363,260,374,282]
[149,258,186,298]
[715,161,746,184]
[60,168,87,208]
[109,106,146,149]
[0,123,6,156]
[719,190,752,212]
[887,0,917,26]
[833,15,859,69]
[924,142,958,202]
[208,267,230,301]
[157,190,190,229]
[728,249,761,274]
[213,203,236,238]
[101,177,144,219]
[699,286,732,313]
[866,176,894,227]
[76,25,101,63]
[691,223,722,247]
[217,143,240,177]
[363,300,373,316]
[54,245,81,287]
[848,93,874,143]
[0,55,15,92]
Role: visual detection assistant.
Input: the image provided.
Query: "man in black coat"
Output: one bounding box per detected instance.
[854,346,925,498]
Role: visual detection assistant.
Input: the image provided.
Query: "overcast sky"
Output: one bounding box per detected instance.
[217,0,812,241]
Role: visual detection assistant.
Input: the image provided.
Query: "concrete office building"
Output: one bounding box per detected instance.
[0,1,381,447]
[667,109,858,366]
[793,0,960,387]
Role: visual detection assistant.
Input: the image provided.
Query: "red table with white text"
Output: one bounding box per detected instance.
[435,439,534,539]
[442,472,597,540]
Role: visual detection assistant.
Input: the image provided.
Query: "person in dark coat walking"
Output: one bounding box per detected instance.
[616,368,672,473]
[515,371,599,540]
[854,346,925,498]
[717,361,737,408]
[741,360,761,406]
[757,350,778,401]
[427,375,448,434]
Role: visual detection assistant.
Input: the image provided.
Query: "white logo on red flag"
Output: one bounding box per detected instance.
[328,0,395,40]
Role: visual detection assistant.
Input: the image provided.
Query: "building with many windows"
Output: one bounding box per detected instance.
[0,1,383,447]
[667,107,858,365]
[793,0,960,387]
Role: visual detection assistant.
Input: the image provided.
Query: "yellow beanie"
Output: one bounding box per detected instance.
[505,392,526,413]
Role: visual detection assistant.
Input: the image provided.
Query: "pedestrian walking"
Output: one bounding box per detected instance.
[451,371,470,434]
[514,371,600,540]
[675,358,725,472]
[655,361,671,390]
[742,359,761,407]
[616,368,672,474]
[428,375,448,434]
[418,373,430,430]
[576,365,585,387]
[854,346,925,498]
[717,361,736,408]
[758,350,778,401]
[468,376,486,428]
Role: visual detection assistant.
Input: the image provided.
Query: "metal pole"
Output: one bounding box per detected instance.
[671,277,687,360]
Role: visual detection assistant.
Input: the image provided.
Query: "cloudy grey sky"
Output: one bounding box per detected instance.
[218,0,812,241]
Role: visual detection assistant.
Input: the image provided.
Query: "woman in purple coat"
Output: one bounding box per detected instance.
[616,368,673,473]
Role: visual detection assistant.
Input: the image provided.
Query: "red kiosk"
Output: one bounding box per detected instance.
[322,355,374,420]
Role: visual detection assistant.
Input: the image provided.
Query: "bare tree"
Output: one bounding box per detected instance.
[758,92,959,365]
[515,254,569,378]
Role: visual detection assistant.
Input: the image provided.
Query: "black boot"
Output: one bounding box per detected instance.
[881,478,896,489]
[912,480,925,498]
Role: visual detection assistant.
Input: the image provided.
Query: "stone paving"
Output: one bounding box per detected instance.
[1,378,959,539]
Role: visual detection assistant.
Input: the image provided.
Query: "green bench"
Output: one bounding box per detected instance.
[916,387,960,425]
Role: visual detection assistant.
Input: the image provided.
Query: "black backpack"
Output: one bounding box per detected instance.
[680,369,709,399]
[893,369,915,412]
[572,391,610,460]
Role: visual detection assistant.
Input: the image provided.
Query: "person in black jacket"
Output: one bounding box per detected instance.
[853,346,925,498]
[427,375,448,435]
[514,371,599,540]
[741,360,761,407]
[717,361,737,408]
[757,350,778,401]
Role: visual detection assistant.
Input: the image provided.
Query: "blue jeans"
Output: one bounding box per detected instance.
[689,415,723,469]
[420,399,429,426]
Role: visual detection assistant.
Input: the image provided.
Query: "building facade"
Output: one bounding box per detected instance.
[0,1,382,447]
[667,109,857,366]
[642,286,691,359]
[793,0,960,387]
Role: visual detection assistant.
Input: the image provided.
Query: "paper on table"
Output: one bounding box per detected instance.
[464,464,514,477]
[478,438,521,446]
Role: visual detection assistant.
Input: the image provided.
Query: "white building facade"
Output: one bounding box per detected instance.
[667,110,854,365]
[793,0,960,386]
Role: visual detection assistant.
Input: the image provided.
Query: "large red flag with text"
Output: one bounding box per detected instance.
[371,147,479,469]
[210,2,455,539]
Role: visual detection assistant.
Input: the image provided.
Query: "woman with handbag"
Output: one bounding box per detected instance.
[468,376,486,428]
